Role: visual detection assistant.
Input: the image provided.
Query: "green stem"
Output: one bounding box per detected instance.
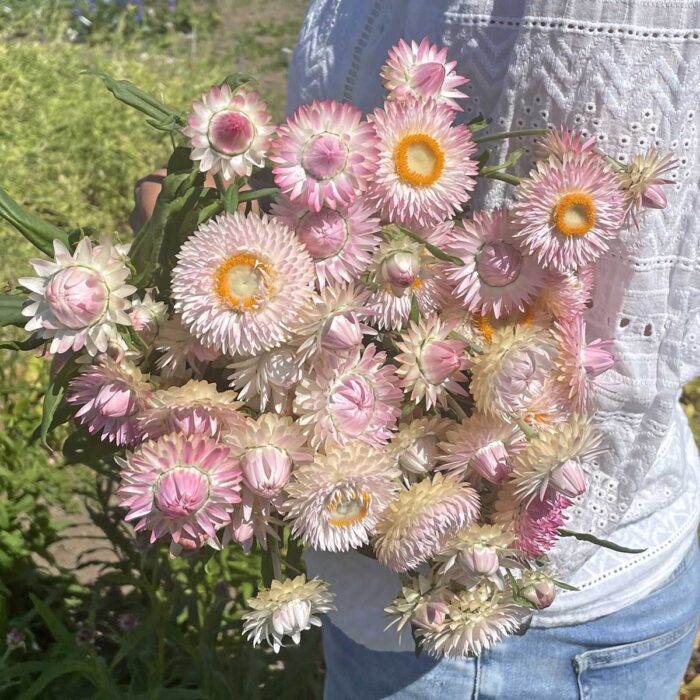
[517,420,539,440]
[269,536,284,581]
[483,172,521,186]
[473,128,549,144]
[238,187,280,203]
[213,173,227,196]
[557,528,647,554]
[397,226,464,267]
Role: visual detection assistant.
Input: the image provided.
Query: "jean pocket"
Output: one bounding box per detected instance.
[573,616,698,700]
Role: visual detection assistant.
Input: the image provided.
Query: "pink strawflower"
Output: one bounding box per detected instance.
[395,315,469,409]
[553,314,616,412]
[118,433,242,553]
[513,153,625,271]
[171,212,315,356]
[271,197,381,287]
[618,149,677,225]
[380,37,469,112]
[154,316,220,380]
[20,237,135,356]
[68,356,151,446]
[183,84,274,179]
[367,230,453,330]
[270,100,379,211]
[139,380,245,440]
[536,128,597,162]
[446,209,544,319]
[438,414,526,484]
[293,344,402,449]
[375,473,480,573]
[494,486,571,559]
[367,96,478,227]
[284,442,400,552]
[538,266,595,321]
[294,283,375,363]
[226,414,312,498]
[227,342,305,414]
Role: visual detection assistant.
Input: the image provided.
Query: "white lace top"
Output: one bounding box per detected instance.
[287,0,700,650]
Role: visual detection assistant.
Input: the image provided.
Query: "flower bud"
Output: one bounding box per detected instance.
[457,544,500,577]
[549,459,587,499]
[583,339,616,377]
[381,251,420,291]
[45,266,108,328]
[296,208,348,259]
[241,446,293,498]
[421,339,464,384]
[321,314,363,355]
[641,184,668,210]
[410,62,447,98]
[93,382,137,418]
[271,599,313,639]
[411,600,449,630]
[520,573,557,609]
[472,439,511,483]
[400,434,440,475]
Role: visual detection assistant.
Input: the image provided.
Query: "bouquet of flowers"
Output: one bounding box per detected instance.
[0,37,676,658]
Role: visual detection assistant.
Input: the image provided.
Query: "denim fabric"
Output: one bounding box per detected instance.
[322,541,699,700]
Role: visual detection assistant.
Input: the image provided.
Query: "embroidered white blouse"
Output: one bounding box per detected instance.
[286,0,700,651]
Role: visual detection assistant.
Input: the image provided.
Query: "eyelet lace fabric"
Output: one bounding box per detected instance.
[287,0,700,644]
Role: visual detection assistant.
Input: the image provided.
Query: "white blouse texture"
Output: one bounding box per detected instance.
[287,0,700,651]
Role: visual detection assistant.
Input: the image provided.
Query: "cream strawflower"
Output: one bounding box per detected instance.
[446,209,544,319]
[375,473,480,572]
[183,84,274,179]
[385,574,451,635]
[436,523,516,578]
[68,355,151,446]
[20,237,135,356]
[368,96,478,227]
[439,414,526,484]
[293,344,402,449]
[395,315,469,410]
[139,380,245,440]
[419,583,525,658]
[242,575,335,653]
[284,441,400,551]
[380,37,469,112]
[226,414,312,498]
[389,416,455,479]
[294,283,375,363]
[270,197,381,287]
[118,433,242,553]
[154,316,220,380]
[367,232,452,330]
[513,152,625,271]
[512,415,605,503]
[270,100,379,211]
[552,314,615,412]
[470,325,555,421]
[172,212,315,356]
[227,342,305,414]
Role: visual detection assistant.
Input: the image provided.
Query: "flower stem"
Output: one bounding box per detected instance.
[483,172,521,186]
[269,535,284,581]
[517,419,539,440]
[397,226,464,267]
[557,528,647,554]
[473,128,549,144]
[213,173,227,196]
[238,187,280,203]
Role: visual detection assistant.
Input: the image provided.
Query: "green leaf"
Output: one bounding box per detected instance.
[0,293,28,328]
[86,70,185,130]
[0,333,45,351]
[552,578,580,592]
[0,187,70,256]
[409,295,420,325]
[237,187,280,204]
[36,356,78,447]
[221,72,259,94]
[557,528,647,554]
[223,184,240,214]
[480,148,526,177]
[62,427,120,465]
[467,114,492,132]
[28,594,73,644]
[260,547,274,588]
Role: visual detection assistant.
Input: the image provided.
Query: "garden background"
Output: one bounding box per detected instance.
[0,1,697,697]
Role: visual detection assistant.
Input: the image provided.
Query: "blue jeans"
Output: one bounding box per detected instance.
[322,542,699,699]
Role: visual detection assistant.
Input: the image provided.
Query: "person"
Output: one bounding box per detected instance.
[282,1,700,698]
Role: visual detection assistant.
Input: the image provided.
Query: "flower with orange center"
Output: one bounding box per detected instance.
[368,96,477,227]
[513,152,625,271]
[172,212,315,356]
[283,441,400,552]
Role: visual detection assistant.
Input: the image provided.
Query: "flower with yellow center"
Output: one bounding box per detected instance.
[368,96,477,227]
[283,441,400,552]
[513,152,625,271]
[172,212,315,356]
